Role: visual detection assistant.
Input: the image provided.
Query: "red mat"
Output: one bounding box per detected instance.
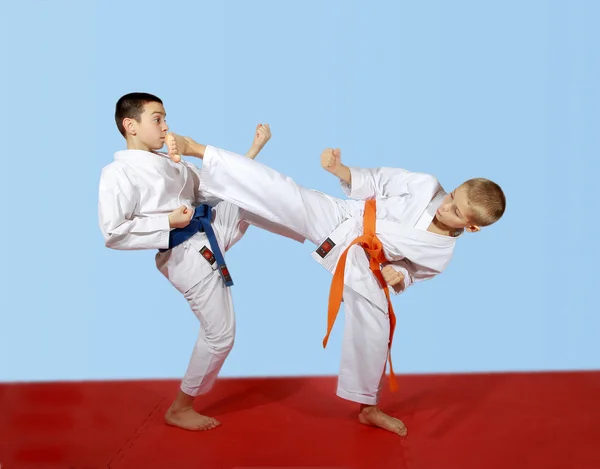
[1,372,599,469]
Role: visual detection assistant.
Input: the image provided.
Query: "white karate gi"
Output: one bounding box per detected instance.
[198,145,459,405]
[98,149,304,397]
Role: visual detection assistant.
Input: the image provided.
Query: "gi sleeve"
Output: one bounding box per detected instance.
[386,259,443,295]
[340,166,417,199]
[98,166,171,250]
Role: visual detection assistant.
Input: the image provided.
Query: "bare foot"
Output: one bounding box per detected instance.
[166,133,205,162]
[165,133,183,163]
[358,405,407,436]
[165,406,221,431]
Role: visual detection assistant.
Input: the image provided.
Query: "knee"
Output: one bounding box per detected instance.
[219,331,235,353]
[206,327,235,354]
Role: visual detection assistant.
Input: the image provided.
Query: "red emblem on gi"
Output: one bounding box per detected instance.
[203,249,213,260]
[316,237,335,258]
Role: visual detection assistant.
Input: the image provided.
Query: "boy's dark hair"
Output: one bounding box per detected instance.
[115,92,163,137]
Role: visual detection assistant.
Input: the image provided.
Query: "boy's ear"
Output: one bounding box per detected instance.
[466,224,480,233]
[123,118,136,136]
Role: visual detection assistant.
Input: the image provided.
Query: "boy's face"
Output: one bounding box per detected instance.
[125,101,169,150]
[435,185,480,232]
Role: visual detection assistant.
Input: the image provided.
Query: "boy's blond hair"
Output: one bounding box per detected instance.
[463,178,506,226]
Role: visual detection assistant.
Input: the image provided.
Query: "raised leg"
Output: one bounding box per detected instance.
[201,145,346,245]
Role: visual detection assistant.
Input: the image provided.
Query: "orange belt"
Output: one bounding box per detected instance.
[322,199,398,392]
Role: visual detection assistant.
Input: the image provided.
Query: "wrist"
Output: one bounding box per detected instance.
[335,165,351,184]
[246,144,262,159]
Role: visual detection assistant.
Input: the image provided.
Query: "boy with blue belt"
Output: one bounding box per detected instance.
[98,93,303,431]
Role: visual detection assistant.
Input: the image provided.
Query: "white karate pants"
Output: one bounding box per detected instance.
[180,269,235,397]
[168,201,245,397]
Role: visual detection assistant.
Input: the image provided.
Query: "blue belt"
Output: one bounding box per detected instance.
[159,204,233,287]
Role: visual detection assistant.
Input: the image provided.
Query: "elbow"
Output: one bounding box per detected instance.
[105,237,118,250]
[104,233,123,250]
[100,223,119,250]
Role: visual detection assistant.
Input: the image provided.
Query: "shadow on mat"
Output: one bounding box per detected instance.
[390,373,508,438]
[199,377,305,416]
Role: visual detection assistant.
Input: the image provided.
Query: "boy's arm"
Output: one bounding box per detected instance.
[245,124,271,160]
[341,166,416,200]
[384,260,441,294]
[98,167,171,250]
[321,148,415,199]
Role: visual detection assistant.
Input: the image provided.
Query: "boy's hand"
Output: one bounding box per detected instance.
[246,124,271,159]
[321,148,343,174]
[321,148,351,184]
[169,205,194,228]
[381,265,405,289]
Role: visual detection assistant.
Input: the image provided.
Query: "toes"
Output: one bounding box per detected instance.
[396,423,407,436]
[202,418,220,430]
[205,421,219,431]
[198,420,215,431]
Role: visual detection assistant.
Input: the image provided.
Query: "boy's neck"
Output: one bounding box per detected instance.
[126,142,151,151]
[125,137,154,152]
[428,217,463,238]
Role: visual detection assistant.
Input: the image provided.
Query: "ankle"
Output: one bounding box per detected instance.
[359,404,378,414]
[168,403,193,414]
[169,390,196,413]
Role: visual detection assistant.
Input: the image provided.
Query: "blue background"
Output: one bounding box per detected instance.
[1,0,597,382]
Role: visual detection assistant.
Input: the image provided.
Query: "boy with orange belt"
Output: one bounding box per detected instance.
[166,136,506,436]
